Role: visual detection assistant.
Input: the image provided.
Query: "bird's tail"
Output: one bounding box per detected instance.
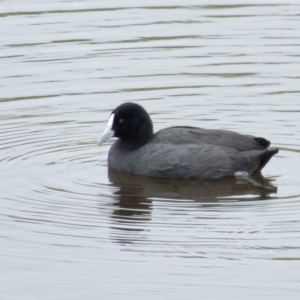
[256,148,279,172]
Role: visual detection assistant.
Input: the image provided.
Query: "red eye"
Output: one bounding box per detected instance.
[118,119,124,124]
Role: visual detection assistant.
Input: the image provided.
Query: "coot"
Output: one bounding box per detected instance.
[97,102,278,179]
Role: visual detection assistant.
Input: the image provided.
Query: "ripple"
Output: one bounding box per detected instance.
[0,100,299,249]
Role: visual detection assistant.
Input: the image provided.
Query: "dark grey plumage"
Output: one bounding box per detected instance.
[98,102,278,179]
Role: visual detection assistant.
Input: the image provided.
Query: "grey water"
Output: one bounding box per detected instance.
[1,1,300,299]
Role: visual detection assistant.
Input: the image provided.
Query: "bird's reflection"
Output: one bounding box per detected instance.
[108,169,277,245]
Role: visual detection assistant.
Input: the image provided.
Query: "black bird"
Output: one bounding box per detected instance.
[97,102,278,179]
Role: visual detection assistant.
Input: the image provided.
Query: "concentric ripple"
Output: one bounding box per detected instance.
[0,99,299,252]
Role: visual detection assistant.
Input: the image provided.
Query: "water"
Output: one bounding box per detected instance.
[1,1,300,299]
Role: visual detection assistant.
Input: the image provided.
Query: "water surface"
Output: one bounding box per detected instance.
[1,1,300,299]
